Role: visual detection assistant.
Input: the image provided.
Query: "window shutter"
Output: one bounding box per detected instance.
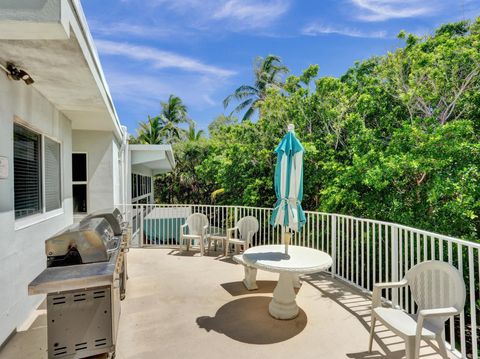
[45,137,61,211]
[14,124,42,218]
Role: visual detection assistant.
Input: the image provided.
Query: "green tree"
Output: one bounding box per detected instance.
[160,94,188,143]
[208,114,238,136]
[185,121,205,141]
[136,115,165,144]
[156,17,480,241]
[223,55,289,121]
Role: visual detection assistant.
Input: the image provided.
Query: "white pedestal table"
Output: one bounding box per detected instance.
[240,244,333,320]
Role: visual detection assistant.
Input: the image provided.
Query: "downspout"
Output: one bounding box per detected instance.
[117,126,128,209]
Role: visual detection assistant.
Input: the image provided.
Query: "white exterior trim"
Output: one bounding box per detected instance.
[14,208,65,231]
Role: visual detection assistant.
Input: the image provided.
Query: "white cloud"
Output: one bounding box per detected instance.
[95,39,235,78]
[350,0,434,21]
[122,0,290,30]
[212,0,290,28]
[302,23,387,38]
[93,39,236,130]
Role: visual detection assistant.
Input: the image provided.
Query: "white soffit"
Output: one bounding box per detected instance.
[0,0,123,139]
[130,145,176,175]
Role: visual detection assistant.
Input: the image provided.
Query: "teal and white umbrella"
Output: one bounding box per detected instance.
[270,124,306,253]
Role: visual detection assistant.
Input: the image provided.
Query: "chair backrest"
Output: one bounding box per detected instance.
[237,216,259,243]
[186,213,209,236]
[405,260,466,316]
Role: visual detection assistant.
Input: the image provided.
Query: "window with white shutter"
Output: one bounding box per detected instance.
[14,124,63,220]
[14,124,42,219]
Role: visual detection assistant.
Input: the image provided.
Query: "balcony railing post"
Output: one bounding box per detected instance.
[331,215,337,278]
[140,205,144,247]
[391,225,399,307]
[234,206,238,226]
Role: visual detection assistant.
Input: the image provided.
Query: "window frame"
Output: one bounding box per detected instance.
[43,134,63,213]
[72,152,88,214]
[14,121,64,230]
[131,173,153,203]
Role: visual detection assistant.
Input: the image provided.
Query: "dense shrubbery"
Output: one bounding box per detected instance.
[155,18,480,242]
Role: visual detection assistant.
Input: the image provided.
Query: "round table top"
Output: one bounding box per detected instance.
[242,245,333,274]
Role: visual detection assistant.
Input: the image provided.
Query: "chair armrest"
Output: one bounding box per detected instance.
[180,223,188,235]
[372,279,408,308]
[373,280,409,290]
[416,307,460,338]
[419,307,459,318]
[227,227,238,239]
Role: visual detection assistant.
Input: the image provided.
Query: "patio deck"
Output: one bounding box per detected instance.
[0,248,453,359]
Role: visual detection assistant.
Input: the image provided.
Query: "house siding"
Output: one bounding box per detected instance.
[0,73,73,344]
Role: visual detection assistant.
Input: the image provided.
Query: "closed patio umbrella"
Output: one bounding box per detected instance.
[270,124,306,254]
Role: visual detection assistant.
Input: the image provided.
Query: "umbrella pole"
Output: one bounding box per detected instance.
[283,230,291,255]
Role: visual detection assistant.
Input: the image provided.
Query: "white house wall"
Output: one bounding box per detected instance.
[72,130,122,213]
[0,74,73,344]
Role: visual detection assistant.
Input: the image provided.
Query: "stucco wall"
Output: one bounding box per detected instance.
[0,73,73,344]
[72,130,122,213]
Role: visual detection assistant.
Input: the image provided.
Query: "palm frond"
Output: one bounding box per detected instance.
[241,106,256,122]
[233,98,255,113]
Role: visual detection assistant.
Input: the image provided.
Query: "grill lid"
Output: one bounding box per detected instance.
[81,208,125,236]
[46,218,116,264]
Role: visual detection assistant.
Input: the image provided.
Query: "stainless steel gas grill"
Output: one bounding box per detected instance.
[46,218,118,266]
[28,211,128,359]
[81,208,130,299]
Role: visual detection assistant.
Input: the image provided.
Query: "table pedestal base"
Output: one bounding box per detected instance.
[243,265,258,290]
[269,272,299,320]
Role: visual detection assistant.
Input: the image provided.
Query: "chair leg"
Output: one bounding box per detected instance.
[405,337,416,359]
[368,315,376,352]
[436,332,449,359]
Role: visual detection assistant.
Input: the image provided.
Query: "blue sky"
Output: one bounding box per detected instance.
[81,0,479,134]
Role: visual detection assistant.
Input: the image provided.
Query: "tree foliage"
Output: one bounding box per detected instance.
[155,18,480,241]
[132,94,189,144]
[223,55,289,121]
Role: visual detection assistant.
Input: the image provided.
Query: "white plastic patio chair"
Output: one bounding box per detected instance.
[179,213,209,255]
[226,216,259,254]
[369,260,466,359]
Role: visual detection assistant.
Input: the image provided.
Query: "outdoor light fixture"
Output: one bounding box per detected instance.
[0,62,34,85]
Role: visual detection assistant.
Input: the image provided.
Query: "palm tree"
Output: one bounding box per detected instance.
[223,55,289,121]
[160,94,188,142]
[185,121,205,141]
[137,115,165,144]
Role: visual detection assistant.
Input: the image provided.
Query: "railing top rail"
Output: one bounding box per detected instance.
[119,203,480,249]
[303,211,480,249]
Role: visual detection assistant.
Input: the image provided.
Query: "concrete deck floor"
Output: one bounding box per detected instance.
[0,248,454,359]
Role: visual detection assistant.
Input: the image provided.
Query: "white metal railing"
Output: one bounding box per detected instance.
[119,203,479,359]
